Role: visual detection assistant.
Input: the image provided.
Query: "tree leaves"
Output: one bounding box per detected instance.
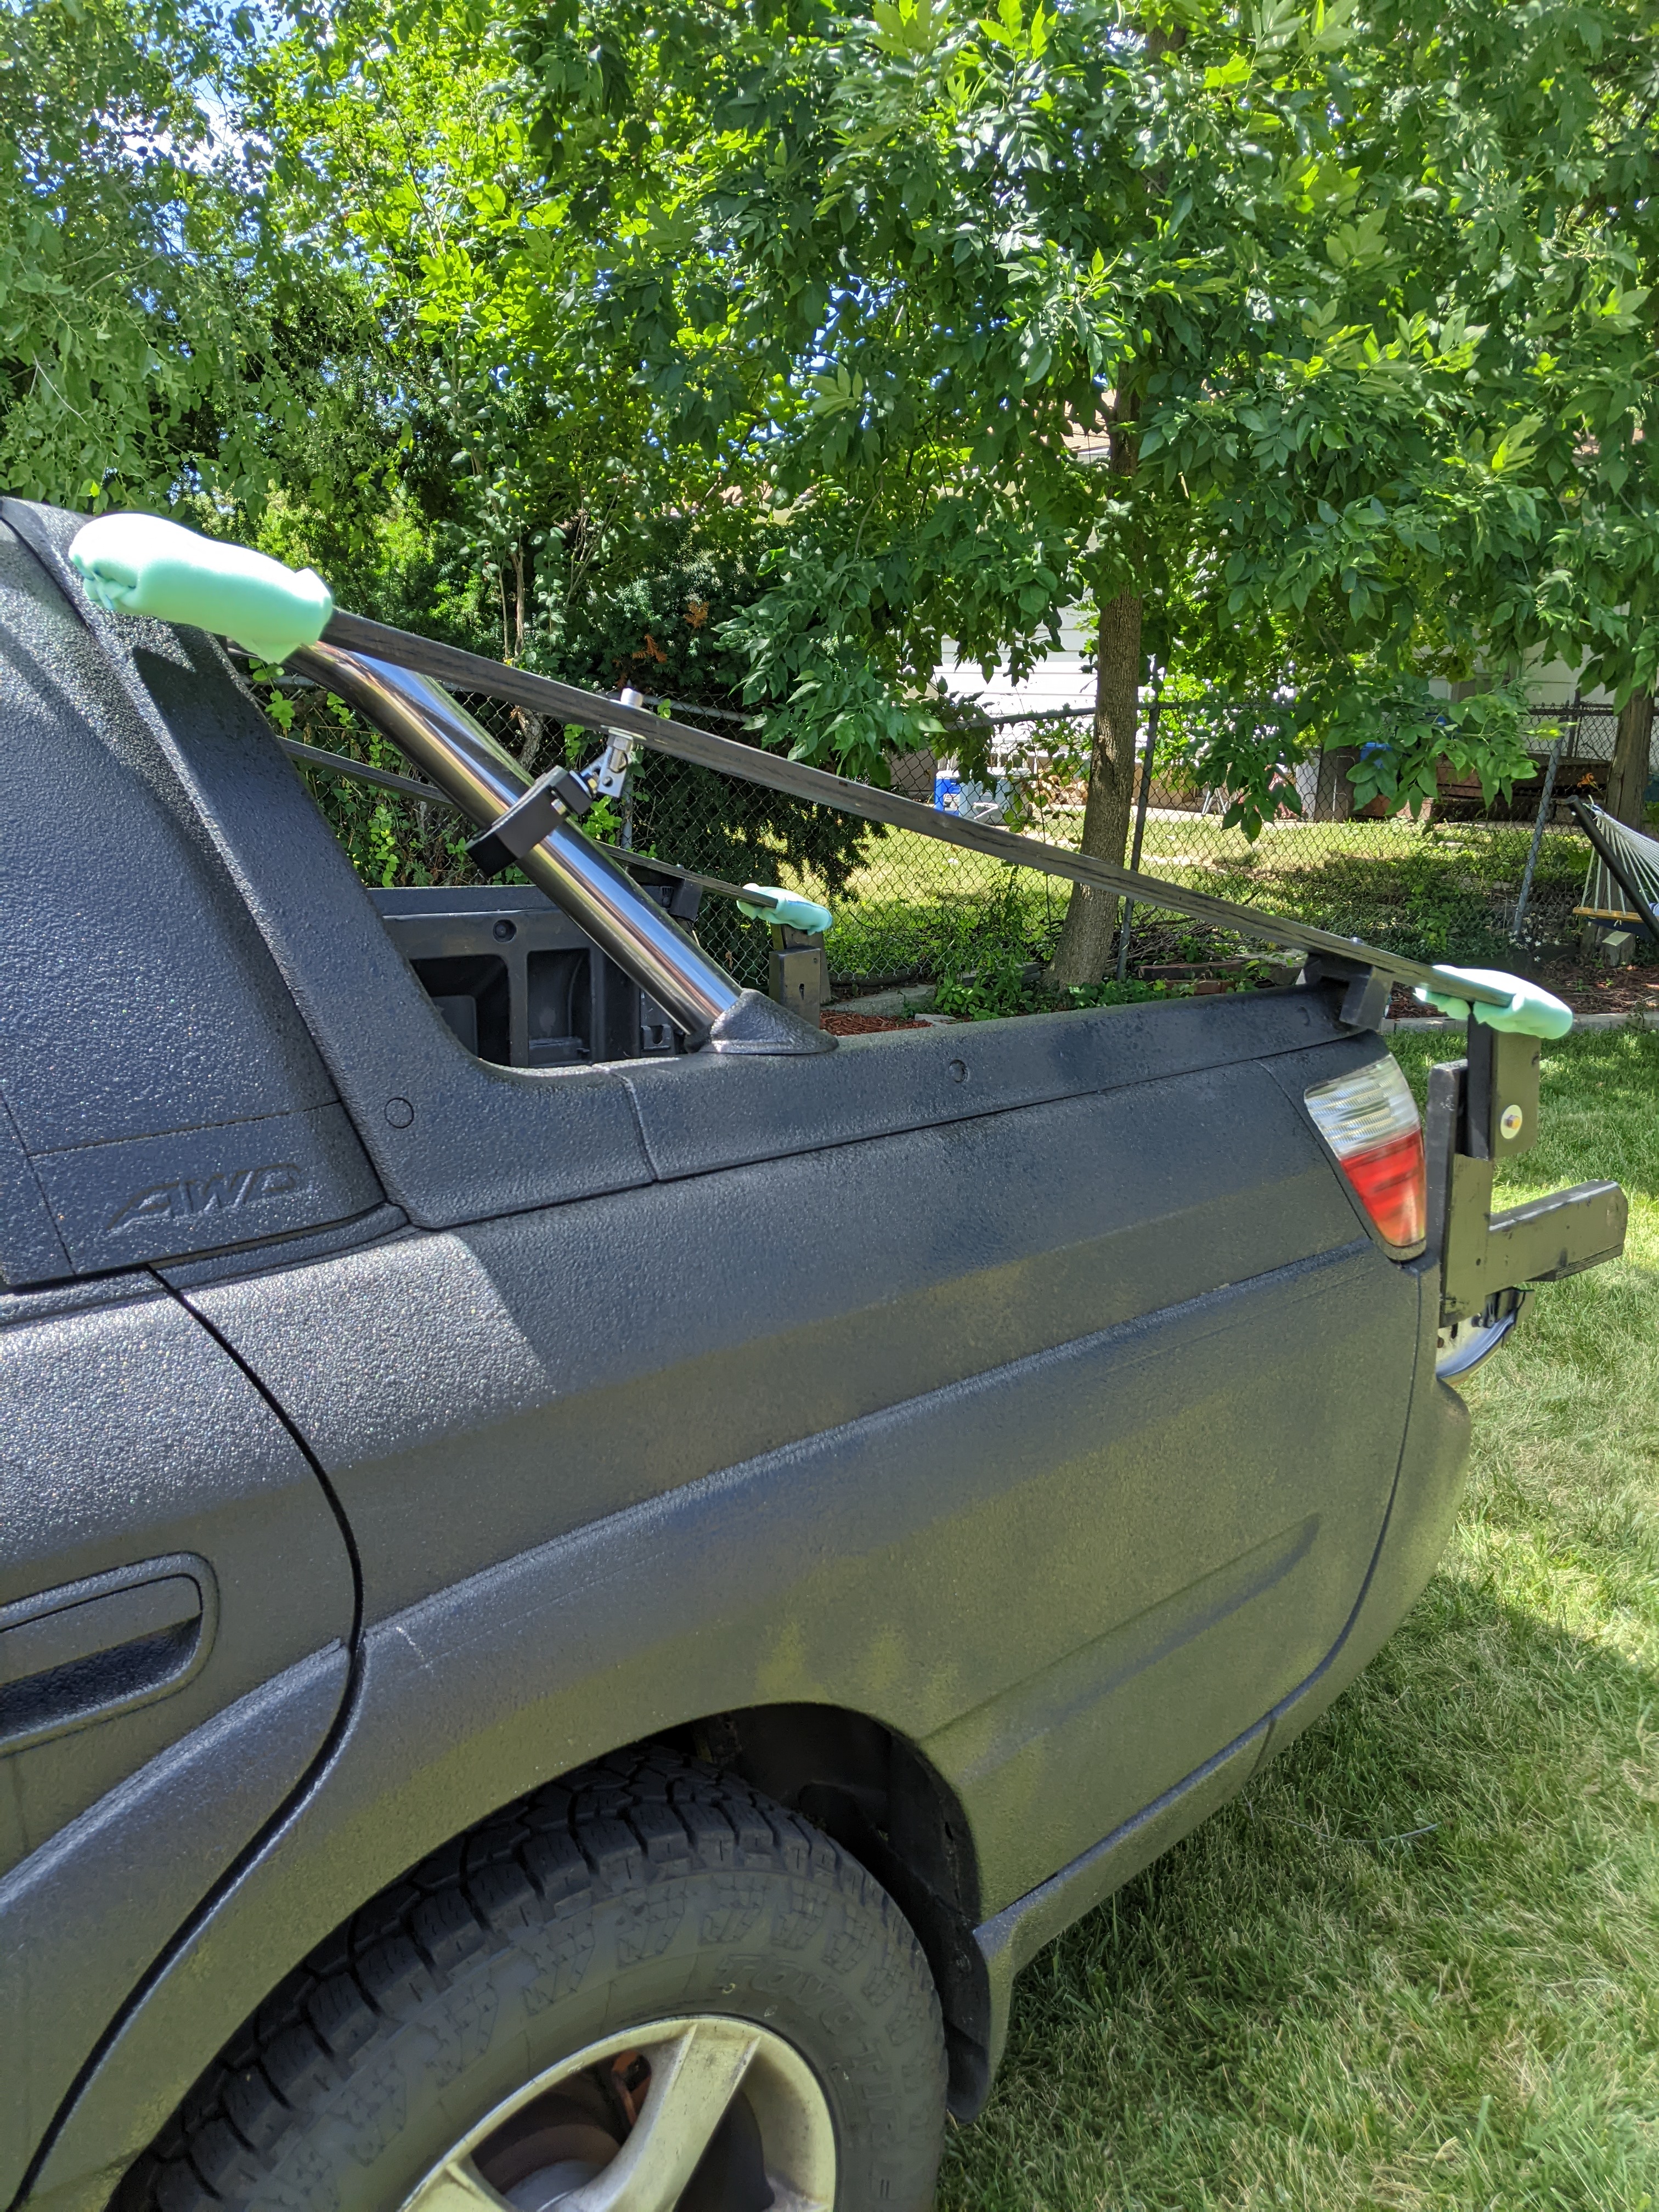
[0,0,341,515]
[16,0,1657,831]
[503,0,1657,804]
[871,0,946,63]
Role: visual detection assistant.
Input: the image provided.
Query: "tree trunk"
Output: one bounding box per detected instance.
[511,539,532,661]
[1606,688,1654,827]
[1047,588,1143,988]
[514,710,545,772]
[495,539,534,663]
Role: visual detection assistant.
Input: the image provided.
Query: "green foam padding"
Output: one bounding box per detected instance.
[1416,966,1573,1039]
[737,884,834,934]
[68,514,334,665]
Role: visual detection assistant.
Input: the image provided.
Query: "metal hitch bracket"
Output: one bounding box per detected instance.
[1430,1025,1628,1326]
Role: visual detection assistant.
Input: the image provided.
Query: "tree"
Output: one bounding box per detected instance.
[1606,689,1655,827]
[0,0,366,517]
[251,5,622,650]
[512,0,1659,980]
[252,3,811,660]
[256,1,883,899]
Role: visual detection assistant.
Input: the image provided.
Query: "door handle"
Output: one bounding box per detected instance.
[0,1555,217,1752]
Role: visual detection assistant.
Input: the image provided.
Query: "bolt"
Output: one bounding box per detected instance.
[385,1097,415,1129]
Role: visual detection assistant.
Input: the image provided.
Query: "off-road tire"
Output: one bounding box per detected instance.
[124,1746,947,2212]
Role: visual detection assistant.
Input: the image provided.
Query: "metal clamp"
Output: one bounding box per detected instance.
[583,684,642,804]
[290,644,832,1055]
[1300,952,1391,1032]
[466,768,593,878]
[766,924,830,1026]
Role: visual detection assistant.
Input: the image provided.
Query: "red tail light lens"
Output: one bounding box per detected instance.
[1304,1057,1427,1256]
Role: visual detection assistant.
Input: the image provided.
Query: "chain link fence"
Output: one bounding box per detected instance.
[267,675,1648,999]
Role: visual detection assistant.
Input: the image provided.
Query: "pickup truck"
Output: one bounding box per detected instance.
[0,499,1627,2212]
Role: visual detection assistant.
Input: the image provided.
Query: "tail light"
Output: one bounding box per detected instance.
[1304,1056,1427,1256]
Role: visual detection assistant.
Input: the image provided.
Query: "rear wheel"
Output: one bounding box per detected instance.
[405,2015,834,2212]
[128,1748,946,2212]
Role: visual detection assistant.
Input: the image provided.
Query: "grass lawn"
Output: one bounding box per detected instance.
[815,814,1587,984]
[940,1025,1659,2210]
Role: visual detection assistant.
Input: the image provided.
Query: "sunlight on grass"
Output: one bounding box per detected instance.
[806,814,1584,982]
[939,1028,1659,2211]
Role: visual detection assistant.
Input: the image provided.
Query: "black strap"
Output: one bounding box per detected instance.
[321,608,1511,1006]
[279,734,443,802]
[0,521,1500,1009]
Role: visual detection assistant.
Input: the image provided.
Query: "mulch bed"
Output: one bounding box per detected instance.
[821,1011,927,1034]
[1532,960,1659,1017]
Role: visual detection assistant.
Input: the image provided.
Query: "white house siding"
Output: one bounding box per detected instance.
[936,610,1096,721]
[933,629,1651,794]
[938,622,1626,721]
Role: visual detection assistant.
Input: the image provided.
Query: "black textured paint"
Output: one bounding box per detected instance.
[189,1059,1374,1623]
[0,523,381,1279]
[33,1244,1468,2211]
[0,1286,357,2203]
[0,503,1476,2212]
[0,1652,348,2204]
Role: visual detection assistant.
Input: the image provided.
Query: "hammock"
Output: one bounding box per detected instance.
[1571,799,1659,940]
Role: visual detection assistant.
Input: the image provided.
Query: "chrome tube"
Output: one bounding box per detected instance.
[292,642,743,1043]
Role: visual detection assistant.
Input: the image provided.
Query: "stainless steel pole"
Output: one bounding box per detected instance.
[294,643,744,1044]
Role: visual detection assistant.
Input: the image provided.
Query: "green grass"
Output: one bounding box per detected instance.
[939,1027,1659,2211]
[812,814,1585,984]
[814,840,1069,984]
[1131,816,1585,966]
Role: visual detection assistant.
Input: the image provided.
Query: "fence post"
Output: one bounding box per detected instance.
[1114,679,1163,984]
[1511,713,1568,944]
